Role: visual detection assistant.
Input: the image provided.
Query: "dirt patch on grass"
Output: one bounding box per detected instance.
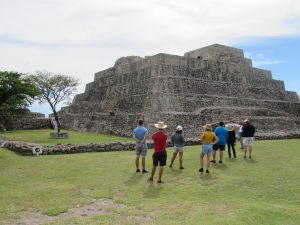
[7,199,124,225]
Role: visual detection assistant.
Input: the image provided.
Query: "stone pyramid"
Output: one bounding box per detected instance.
[58,44,300,138]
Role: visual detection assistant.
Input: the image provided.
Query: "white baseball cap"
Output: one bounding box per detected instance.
[176,125,183,131]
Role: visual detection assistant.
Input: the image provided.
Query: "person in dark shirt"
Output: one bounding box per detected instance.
[242,120,255,159]
[170,125,185,169]
[225,124,236,158]
[150,121,168,184]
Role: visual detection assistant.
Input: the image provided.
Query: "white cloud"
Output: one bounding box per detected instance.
[1,0,300,114]
[244,52,285,67]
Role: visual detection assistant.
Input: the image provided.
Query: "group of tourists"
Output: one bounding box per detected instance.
[133,119,255,184]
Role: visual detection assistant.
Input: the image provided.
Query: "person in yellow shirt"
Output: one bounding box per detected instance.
[200,124,219,173]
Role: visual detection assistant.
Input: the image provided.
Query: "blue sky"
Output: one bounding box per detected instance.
[1,0,300,116]
[236,36,300,93]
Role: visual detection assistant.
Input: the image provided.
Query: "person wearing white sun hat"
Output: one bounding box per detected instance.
[169,125,185,169]
[149,121,168,184]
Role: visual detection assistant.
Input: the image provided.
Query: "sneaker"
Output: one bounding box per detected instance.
[210,160,216,163]
[142,169,148,173]
[249,156,252,159]
[179,166,184,169]
[244,156,247,159]
[219,160,222,163]
[148,177,153,182]
[199,168,203,172]
[158,180,164,184]
[169,164,172,168]
[136,169,140,172]
[206,169,209,173]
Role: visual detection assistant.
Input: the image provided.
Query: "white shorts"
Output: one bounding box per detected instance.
[174,146,184,153]
[243,137,254,146]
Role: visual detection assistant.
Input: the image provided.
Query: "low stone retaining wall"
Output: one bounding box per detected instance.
[1,132,299,156]
[0,138,201,156]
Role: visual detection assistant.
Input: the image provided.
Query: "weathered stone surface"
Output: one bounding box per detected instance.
[58,44,300,138]
[0,113,50,131]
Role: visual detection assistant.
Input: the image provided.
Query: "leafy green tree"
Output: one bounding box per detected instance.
[29,71,79,133]
[0,71,39,116]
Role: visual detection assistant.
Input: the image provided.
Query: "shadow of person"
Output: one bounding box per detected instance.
[168,167,183,177]
[124,173,144,185]
[211,163,228,170]
[199,173,218,186]
[143,183,164,199]
[245,158,258,163]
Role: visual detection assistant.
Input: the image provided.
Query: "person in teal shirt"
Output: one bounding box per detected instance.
[211,121,228,163]
[133,119,149,173]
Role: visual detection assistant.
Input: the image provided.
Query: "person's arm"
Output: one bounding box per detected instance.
[201,133,205,141]
[141,132,147,144]
[213,135,219,145]
[171,134,174,144]
[133,132,139,142]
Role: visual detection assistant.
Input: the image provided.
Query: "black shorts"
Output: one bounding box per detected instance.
[213,144,226,151]
[152,151,167,166]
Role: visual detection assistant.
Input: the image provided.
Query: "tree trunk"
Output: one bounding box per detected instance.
[53,110,61,133]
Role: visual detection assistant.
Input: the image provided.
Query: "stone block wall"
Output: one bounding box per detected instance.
[58,44,300,138]
[0,113,51,131]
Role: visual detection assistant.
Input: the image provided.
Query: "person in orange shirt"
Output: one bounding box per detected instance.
[200,124,219,173]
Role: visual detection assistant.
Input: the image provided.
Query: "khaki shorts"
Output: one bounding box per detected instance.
[243,137,254,146]
[174,146,184,153]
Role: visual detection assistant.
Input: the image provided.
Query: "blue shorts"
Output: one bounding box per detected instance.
[201,144,213,155]
[135,142,147,158]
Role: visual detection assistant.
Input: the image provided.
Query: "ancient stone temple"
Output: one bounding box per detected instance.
[58,44,300,138]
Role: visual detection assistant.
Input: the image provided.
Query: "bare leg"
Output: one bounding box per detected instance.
[158,166,164,181]
[150,166,156,179]
[135,157,140,169]
[200,154,204,168]
[212,150,216,161]
[179,152,183,167]
[207,154,211,170]
[219,150,223,161]
[244,145,248,158]
[142,157,146,170]
[249,145,252,158]
[240,137,244,149]
[170,152,178,166]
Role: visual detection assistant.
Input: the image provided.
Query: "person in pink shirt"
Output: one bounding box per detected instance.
[149,121,168,184]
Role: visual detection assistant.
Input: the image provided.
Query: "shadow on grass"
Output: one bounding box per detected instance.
[124,173,144,185]
[143,183,163,199]
[226,158,238,163]
[211,163,228,170]
[168,167,183,177]
[199,173,218,185]
[244,158,258,163]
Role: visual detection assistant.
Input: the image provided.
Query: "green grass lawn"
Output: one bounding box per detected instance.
[0,139,299,225]
[0,129,132,145]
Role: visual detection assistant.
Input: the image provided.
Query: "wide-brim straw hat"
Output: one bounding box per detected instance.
[203,124,212,131]
[225,124,235,131]
[155,121,168,129]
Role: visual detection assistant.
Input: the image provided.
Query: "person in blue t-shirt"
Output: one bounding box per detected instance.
[133,119,149,173]
[211,121,228,164]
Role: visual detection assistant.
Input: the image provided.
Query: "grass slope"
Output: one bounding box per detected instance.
[0,139,299,225]
[0,129,132,145]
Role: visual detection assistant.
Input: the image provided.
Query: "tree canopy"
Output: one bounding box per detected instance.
[0,71,39,116]
[29,71,79,133]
